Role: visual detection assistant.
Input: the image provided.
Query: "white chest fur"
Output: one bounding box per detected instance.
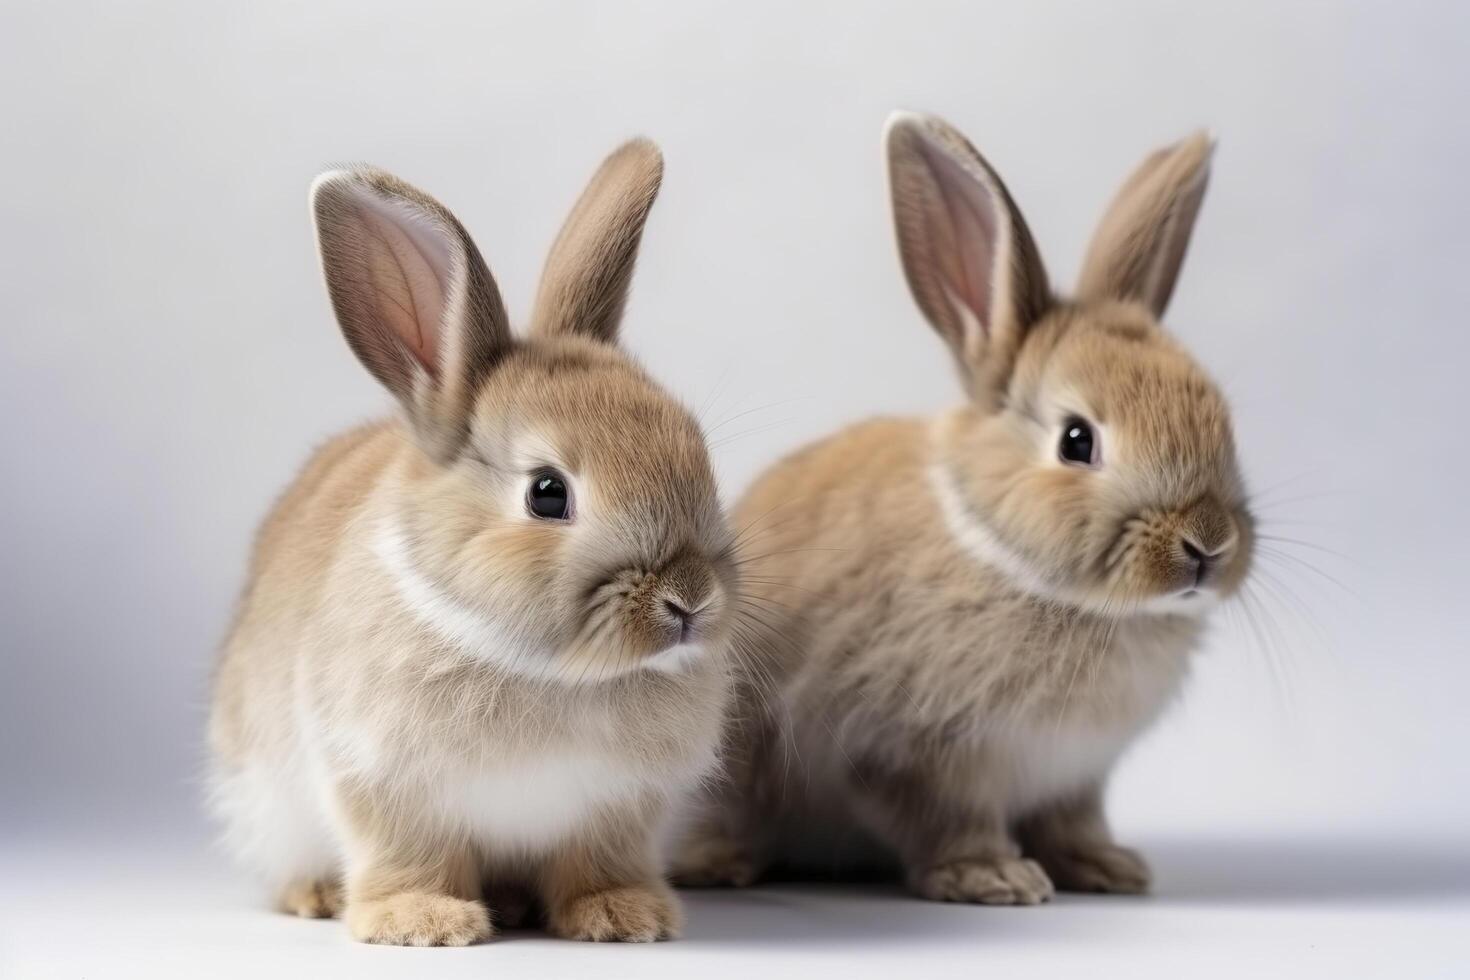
[436,751,654,852]
[991,719,1145,813]
[994,628,1191,812]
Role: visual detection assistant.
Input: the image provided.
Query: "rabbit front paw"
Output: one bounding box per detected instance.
[911,856,1055,905]
[346,892,492,946]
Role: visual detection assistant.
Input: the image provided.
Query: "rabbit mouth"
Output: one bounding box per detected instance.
[1135,585,1223,616]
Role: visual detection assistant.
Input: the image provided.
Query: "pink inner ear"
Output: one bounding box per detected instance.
[354,192,454,374]
[921,138,1001,336]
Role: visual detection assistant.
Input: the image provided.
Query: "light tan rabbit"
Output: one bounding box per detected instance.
[209,139,738,945]
[674,113,1253,904]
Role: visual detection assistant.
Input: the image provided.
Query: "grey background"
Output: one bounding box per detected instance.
[2,0,1467,861]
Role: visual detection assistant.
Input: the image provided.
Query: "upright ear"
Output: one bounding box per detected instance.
[885,112,1050,403]
[311,168,512,462]
[530,138,663,344]
[1076,131,1214,318]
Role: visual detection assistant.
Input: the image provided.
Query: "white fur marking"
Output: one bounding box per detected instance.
[209,761,339,887]
[928,461,1062,603]
[1135,587,1221,616]
[645,642,705,674]
[444,753,651,851]
[372,521,565,680]
[995,721,1137,813]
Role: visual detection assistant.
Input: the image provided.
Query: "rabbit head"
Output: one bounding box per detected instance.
[311,140,734,681]
[886,113,1252,615]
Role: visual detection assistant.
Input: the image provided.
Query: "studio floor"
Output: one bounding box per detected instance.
[3,830,1466,979]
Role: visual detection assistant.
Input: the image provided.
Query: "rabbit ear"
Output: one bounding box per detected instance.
[885,112,1050,402]
[531,138,664,344]
[1076,131,1214,317]
[311,168,512,462]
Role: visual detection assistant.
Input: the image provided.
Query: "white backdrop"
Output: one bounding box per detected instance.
[1,1,1466,976]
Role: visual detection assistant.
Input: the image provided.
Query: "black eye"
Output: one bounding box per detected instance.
[526,470,571,520]
[1059,417,1098,466]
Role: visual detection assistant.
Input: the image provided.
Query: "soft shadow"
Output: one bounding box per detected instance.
[1148,836,1470,905]
[488,882,1026,948]
[669,836,1470,946]
[680,883,1059,947]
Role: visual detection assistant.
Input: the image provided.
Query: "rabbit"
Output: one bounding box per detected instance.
[208,138,738,945]
[673,113,1253,905]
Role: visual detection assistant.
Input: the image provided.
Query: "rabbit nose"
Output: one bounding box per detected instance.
[662,598,698,641]
[1179,536,1230,587]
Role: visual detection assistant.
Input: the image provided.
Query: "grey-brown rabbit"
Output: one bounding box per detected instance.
[674,113,1253,904]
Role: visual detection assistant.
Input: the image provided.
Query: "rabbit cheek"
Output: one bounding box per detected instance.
[1206,506,1255,599]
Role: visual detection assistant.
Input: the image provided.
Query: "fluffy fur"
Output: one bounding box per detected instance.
[209,139,735,945]
[673,113,1253,904]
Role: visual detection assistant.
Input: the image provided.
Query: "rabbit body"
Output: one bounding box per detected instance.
[210,141,735,944]
[675,116,1252,904]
